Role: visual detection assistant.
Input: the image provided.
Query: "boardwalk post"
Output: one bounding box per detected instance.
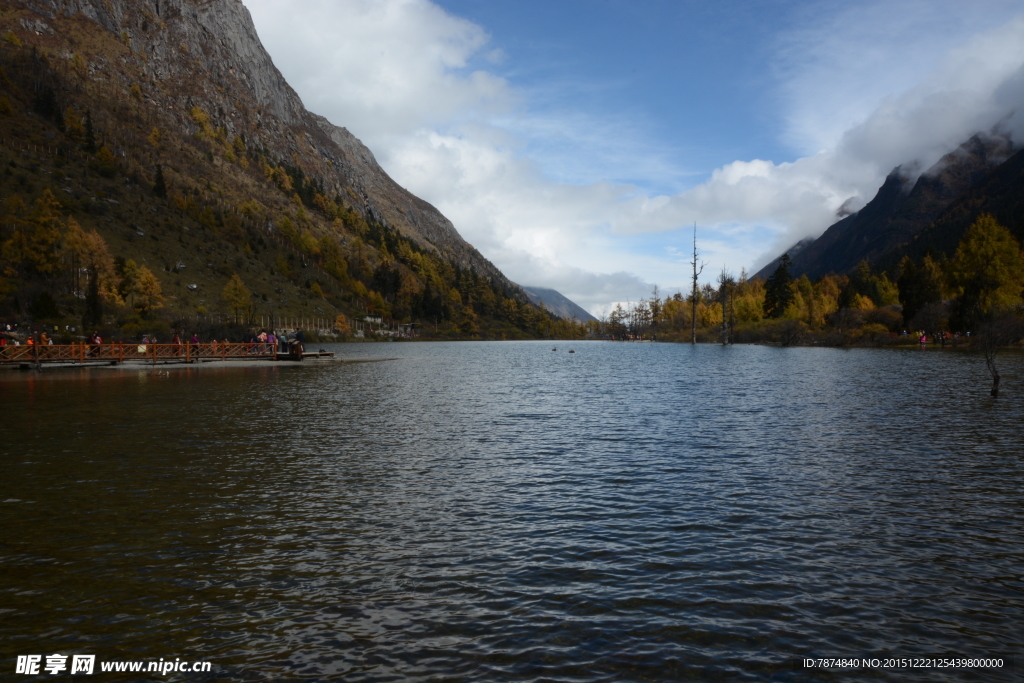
[119,342,124,363]
[185,341,191,364]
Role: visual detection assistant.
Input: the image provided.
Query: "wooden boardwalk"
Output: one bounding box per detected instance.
[0,342,330,367]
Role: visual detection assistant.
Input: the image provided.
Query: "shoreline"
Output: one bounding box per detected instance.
[0,356,395,378]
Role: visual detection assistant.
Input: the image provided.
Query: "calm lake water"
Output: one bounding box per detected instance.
[2,341,1022,682]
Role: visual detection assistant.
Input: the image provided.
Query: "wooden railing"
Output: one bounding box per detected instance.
[0,342,279,365]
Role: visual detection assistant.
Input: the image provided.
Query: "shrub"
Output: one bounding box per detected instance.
[866,306,903,332]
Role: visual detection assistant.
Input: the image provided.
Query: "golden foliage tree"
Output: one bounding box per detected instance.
[63,218,123,305]
[222,273,251,321]
[947,214,1024,313]
[93,146,118,177]
[121,260,164,315]
[334,313,351,336]
[1,190,64,277]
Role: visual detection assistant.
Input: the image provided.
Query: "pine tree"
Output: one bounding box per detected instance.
[763,253,795,318]
[83,110,96,153]
[152,164,167,198]
[897,255,942,325]
[30,290,59,319]
[83,270,102,328]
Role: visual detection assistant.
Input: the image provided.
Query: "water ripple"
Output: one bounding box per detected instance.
[1,342,1022,681]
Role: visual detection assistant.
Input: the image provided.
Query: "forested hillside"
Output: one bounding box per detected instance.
[0,0,585,341]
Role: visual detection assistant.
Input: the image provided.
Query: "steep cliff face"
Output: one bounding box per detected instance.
[17,0,515,288]
[314,118,473,266]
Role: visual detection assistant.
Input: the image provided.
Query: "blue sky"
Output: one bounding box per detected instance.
[432,0,790,187]
[245,0,1024,315]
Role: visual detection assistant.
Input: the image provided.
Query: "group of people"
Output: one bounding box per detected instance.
[0,331,56,348]
[905,329,967,346]
[165,330,296,357]
[252,330,279,348]
[1,326,302,359]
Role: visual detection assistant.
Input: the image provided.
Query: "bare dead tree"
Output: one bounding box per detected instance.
[690,223,706,345]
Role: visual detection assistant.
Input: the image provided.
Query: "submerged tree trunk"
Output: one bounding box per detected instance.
[977,311,1024,398]
[985,353,1000,397]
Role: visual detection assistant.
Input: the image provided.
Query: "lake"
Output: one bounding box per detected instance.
[1,341,1021,681]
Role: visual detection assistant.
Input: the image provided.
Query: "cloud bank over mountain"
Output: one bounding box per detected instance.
[244,0,1024,314]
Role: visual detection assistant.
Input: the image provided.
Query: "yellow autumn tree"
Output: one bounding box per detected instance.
[222,273,251,322]
[190,105,213,138]
[5,190,65,276]
[122,260,164,315]
[334,313,351,336]
[63,218,123,305]
[298,229,319,255]
[947,214,1024,313]
[93,146,117,177]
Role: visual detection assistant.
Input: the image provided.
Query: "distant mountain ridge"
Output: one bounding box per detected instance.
[755,132,1021,280]
[520,287,597,322]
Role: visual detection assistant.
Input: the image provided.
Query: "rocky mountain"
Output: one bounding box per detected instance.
[889,145,1024,268]
[15,0,509,283]
[521,286,597,323]
[0,0,583,338]
[752,237,813,284]
[755,132,1018,280]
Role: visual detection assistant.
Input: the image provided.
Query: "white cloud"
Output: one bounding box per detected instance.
[244,0,1024,314]
[739,13,1024,268]
[244,0,514,140]
[775,0,1024,154]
